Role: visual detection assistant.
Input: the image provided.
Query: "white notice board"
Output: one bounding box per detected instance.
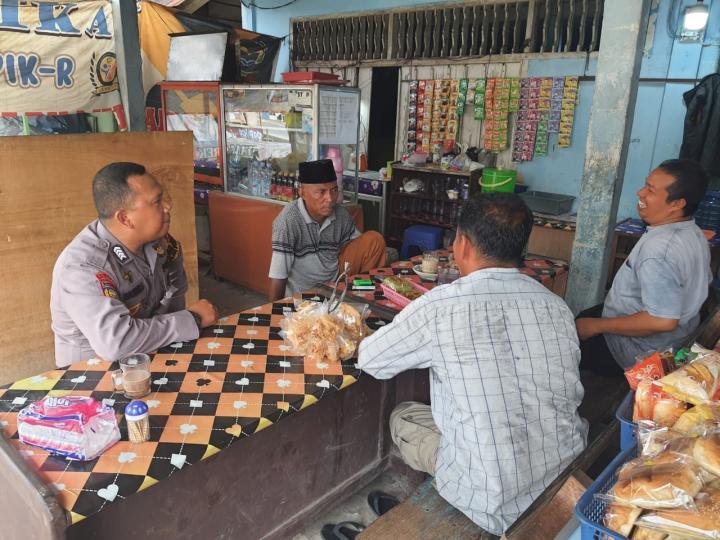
[318,90,359,145]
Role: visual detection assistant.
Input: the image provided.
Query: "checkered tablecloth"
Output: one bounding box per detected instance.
[334,251,569,310]
[0,295,387,525]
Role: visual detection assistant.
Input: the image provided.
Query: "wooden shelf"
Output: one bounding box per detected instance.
[392,191,465,204]
[389,214,455,229]
[393,164,476,177]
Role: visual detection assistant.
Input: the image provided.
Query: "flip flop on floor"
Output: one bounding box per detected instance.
[320,521,365,540]
[367,490,400,517]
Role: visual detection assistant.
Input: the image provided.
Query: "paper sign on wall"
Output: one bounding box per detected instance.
[318,91,359,145]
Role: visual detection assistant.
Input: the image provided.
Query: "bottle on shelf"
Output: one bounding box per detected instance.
[293,172,300,200]
[460,179,469,200]
[282,171,294,202]
[270,170,278,200]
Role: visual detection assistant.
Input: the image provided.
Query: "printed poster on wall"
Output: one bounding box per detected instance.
[0,0,124,124]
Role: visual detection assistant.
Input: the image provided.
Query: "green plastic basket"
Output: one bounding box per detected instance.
[480,168,517,193]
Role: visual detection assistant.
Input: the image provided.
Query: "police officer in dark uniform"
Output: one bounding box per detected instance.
[50,162,218,367]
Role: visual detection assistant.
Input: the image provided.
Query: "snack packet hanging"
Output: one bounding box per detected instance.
[280,299,370,363]
[17,395,120,460]
[659,353,720,405]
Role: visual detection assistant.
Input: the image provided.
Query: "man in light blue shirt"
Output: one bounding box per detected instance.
[576,159,711,372]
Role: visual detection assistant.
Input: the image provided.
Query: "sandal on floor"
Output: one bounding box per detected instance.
[320,521,365,540]
[367,490,400,517]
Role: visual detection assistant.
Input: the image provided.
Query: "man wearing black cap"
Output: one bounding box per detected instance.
[268,159,387,301]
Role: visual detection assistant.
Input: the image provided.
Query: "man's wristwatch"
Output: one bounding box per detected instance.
[189,310,203,331]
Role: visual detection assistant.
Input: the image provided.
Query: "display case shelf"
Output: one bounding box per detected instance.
[220,84,360,205]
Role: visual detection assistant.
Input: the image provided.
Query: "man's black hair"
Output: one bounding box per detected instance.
[92,162,146,220]
[658,159,710,216]
[457,193,533,266]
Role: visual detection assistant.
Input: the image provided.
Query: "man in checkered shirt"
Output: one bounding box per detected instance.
[358,194,587,536]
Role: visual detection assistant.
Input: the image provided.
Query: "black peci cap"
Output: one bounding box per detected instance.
[298,159,337,184]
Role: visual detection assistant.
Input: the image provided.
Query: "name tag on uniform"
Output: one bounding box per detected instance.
[121,284,144,301]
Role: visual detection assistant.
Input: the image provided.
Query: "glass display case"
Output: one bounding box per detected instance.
[161,82,223,187]
[220,84,359,204]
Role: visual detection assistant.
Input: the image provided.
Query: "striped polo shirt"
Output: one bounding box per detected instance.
[268,198,359,296]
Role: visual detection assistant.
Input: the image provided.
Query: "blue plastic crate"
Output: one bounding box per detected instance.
[575,444,638,540]
[615,391,636,451]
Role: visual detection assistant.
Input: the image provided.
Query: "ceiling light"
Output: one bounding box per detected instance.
[683,0,710,31]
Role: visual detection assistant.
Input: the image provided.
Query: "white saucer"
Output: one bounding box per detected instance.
[413,264,438,281]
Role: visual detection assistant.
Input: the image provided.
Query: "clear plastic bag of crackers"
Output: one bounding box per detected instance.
[279,298,371,363]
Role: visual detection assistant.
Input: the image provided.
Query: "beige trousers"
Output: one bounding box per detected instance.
[389,401,440,475]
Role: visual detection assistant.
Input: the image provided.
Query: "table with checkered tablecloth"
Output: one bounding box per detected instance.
[0,294,389,526]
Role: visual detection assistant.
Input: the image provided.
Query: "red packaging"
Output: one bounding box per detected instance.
[625,351,665,390]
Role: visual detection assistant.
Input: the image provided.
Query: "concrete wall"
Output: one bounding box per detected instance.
[249,0,720,221]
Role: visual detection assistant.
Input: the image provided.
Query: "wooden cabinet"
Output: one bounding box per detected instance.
[385,164,482,247]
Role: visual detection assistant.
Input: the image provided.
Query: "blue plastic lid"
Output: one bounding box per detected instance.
[125,400,148,418]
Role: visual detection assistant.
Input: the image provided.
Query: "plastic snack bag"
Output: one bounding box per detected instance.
[634,379,688,427]
[17,395,120,460]
[626,351,667,390]
[603,458,703,510]
[659,353,720,405]
[674,404,720,436]
[280,299,370,363]
[637,488,720,539]
[604,503,642,537]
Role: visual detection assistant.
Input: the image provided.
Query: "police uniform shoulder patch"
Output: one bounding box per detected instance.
[111,245,130,265]
[95,272,119,299]
[163,234,180,265]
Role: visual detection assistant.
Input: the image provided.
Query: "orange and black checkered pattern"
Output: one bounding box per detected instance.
[0,296,385,525]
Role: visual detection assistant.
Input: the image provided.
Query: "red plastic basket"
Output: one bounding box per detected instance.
[380,281,429,308]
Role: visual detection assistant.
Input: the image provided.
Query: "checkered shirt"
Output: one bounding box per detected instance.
[358,268,588,535]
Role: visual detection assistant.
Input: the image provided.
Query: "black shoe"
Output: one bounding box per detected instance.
[367,490,400,517]
[320,521,365,540]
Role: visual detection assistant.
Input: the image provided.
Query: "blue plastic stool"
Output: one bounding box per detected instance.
[400,225,444,259]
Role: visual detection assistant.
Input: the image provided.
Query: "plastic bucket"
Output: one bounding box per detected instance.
[480,168,517,193]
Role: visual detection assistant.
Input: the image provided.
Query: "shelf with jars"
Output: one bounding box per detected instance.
[385,164,482,246]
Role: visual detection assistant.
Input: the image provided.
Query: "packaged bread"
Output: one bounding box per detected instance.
[631,526,668,540]
[632,527,668,539]
[638,488,720,539]
[694,433,720,478]
[609,460,702,509]
[659,353,720,405]
[674,404,720,436]
[634,380,689,427]
[605,503,643,536]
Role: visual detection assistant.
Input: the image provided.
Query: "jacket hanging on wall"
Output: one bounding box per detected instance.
[680,73,720,186]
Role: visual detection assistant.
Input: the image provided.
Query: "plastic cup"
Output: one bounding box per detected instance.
[438,266,461,285]
[118,354,151,399]
[421,251,439,274]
